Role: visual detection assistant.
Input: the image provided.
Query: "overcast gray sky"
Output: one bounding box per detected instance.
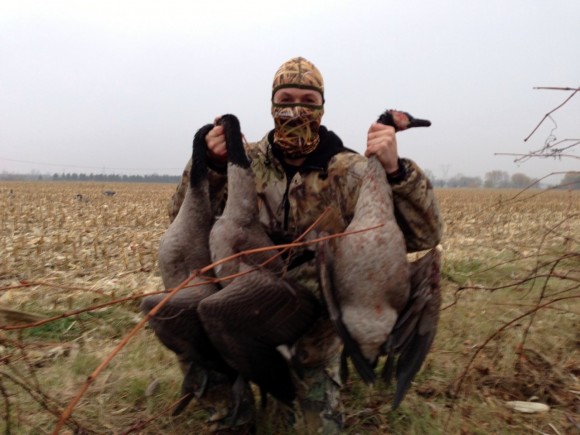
[1,0,578,181]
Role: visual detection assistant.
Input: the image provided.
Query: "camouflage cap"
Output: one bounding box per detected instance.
[272,57,324,100]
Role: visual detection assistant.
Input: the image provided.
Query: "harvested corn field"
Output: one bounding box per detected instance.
[1,182,579,434]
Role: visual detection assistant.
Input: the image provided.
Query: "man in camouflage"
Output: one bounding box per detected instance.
[165,57,442,433]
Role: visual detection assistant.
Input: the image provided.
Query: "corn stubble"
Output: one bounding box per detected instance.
[1,182,578,434]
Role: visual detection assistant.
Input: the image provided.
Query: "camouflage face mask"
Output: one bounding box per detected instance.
[271,103,324,159]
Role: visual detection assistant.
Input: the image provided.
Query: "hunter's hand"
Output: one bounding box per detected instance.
[205,117,227,163]
[365,122,399,174]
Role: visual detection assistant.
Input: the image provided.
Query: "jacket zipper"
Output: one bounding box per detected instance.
[282,176,292,231]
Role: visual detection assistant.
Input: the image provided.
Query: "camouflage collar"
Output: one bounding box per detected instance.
[268,126,357,173]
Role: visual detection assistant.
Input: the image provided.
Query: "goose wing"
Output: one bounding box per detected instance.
[198,270,320,406]
[316,238,377,384]
[141,281,236,415]
[382,247,441,409]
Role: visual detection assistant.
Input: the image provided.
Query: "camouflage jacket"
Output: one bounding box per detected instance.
[169,126,441,250]
[168,127,442,366]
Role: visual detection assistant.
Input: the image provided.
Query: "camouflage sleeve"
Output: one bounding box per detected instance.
[167,158,228,223]
[391,158,443,252]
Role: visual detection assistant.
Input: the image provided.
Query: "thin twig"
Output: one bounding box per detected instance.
[468,251,578,277]
[0,280,108,295]
[504,173,579,202]
[257,207,332,268]
[495,152,580,160]
[50,271,199,434]
[445,294,580,428]
[3,225,384,333]
[519,254,563,352]
[1,290,168,331]
[0,377,11,435]
[17,330,43,396]
[0,370,91,433]
[120,396,186,434]
[533,86,580,91]
[471,182,580,219]
[524,88,579,142]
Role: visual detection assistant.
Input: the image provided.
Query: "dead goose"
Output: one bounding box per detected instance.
[141,124,236,415]
[198,114,320,408]
[206,114,285,282]
[317,109,440,408]
[157,123,215,290]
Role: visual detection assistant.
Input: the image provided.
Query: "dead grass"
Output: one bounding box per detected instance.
[1,182,579,434]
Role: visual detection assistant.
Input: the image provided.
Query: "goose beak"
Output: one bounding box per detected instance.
[377,110,431,132]
[407,116,431,129]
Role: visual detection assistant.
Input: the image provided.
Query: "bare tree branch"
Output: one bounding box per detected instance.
[524,88,579,142]
[533,86,580,91]
[495,152,580,160]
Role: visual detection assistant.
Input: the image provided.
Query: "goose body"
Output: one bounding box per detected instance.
[157,124,215,290]
[319,155,409,379]
[337,155,410,364]
[199,114,319,408]
[318,109,441,407]
[142,124,235,415]
[207,115,284,280]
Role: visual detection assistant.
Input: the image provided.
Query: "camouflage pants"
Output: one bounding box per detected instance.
[182,354,344,434]
[179,361,342,434]
[179,362,255,434]
[179,323,344,434]
[293,351,344,434]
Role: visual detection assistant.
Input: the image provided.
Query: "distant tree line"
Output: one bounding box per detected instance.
[0,172,180,183]
[2,170,578,189]
[50,173,181,183]
[427,170,580,190]
[559,172,580,189]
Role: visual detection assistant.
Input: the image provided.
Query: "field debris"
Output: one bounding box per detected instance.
[505,401,550,413]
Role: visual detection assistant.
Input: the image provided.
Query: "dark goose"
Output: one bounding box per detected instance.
[141,124,236,415]
[318,110,441,408]
[199,114,320,408]
[156,123,214,291]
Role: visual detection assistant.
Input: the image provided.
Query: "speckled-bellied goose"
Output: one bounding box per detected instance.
[141,124,236,415]
[317,109,440,408]
[199,114,320,408]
